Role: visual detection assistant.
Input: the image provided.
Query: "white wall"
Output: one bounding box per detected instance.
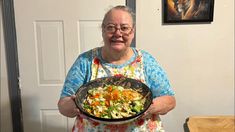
[0,1,13,131]
[136,0,234,132]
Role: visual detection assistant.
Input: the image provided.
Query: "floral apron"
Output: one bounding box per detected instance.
[72,48,165,132]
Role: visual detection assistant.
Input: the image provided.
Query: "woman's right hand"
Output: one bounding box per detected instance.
[57,95,80,118]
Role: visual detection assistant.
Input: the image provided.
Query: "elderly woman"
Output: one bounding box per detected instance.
[58,5,176,132]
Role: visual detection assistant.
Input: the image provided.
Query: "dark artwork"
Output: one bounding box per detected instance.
[164,0,214,23]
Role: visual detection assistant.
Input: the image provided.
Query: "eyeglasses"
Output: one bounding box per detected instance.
[103,24,133,35]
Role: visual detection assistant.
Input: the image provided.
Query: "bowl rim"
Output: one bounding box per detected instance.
[74,76,153,123]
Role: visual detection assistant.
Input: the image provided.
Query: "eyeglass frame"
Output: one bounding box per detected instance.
[102,23,134,35]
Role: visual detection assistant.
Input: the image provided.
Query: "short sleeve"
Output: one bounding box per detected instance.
[60,51,92,98]
[142,50,175,98]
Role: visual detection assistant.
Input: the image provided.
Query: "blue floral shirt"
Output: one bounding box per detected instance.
[60,47,174,98]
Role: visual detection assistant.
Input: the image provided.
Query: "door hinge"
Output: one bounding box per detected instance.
[18,77,22,90]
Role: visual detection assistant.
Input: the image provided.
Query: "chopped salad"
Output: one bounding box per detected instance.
[82,85,146,119]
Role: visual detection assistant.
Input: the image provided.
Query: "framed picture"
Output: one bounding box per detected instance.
[163,0,214,23]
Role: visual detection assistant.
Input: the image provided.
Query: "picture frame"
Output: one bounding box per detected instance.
[163,0,214,23]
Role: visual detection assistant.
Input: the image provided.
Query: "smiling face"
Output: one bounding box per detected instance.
[102,9,135,53]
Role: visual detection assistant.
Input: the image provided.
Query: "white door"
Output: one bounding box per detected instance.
[14,0,125,132]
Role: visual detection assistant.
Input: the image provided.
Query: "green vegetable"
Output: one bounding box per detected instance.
[131,100,143,113]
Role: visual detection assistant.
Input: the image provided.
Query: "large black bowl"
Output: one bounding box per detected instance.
[74,76,153,124]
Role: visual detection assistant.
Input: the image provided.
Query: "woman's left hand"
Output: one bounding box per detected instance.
[141,95,176,118]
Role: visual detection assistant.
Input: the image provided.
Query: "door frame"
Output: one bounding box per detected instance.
[2,0,24,132]
[2,1,136,132]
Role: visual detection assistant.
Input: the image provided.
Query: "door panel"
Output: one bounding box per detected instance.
[14,0,125,131]
[35,21,65,85]
[79,20,103,52]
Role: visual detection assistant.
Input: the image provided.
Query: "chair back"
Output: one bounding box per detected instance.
[185,116,235,132]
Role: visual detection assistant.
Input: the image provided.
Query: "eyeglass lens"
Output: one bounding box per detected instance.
[104,24,132,34]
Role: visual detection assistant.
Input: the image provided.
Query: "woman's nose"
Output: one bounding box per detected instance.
[113,28,122,36]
